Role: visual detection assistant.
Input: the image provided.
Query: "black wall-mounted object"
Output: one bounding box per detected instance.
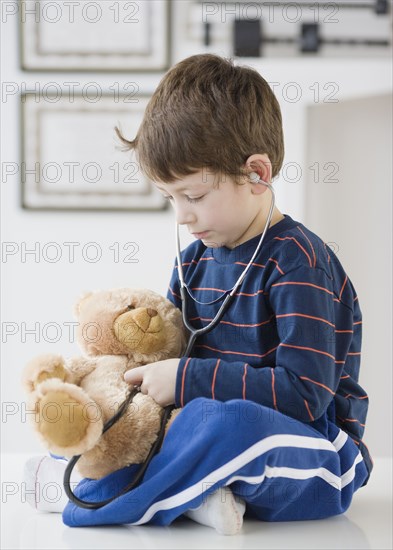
[204,22,211,47]
[301,23,321,53]
[375,0,389,14]
[232,19,389,57]
[234,20,262,57]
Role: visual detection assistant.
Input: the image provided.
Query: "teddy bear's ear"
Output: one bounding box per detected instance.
[73,291,94,318]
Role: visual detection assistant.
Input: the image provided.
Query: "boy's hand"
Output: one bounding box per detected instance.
[124,358,180,407]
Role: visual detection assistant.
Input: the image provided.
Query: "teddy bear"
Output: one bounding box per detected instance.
[22,287,188,480]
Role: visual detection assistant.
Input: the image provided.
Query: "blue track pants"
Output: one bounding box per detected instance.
[63,398,369,527]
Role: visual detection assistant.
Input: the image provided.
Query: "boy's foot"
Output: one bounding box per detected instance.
[23,455,81,513]
[184,486,246,535]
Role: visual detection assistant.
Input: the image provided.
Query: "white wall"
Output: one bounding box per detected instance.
[305,94,393,458]
[1,2,392,456]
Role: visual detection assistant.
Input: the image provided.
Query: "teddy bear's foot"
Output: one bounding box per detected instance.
[22,354,73,394]
[33,379,103,456]
[23,455,82,513]
[184,486,246,535]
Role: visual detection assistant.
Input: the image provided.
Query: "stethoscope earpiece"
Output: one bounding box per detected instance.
[249,171,260,183]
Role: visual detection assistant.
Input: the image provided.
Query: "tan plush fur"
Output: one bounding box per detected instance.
[22,288,188,479]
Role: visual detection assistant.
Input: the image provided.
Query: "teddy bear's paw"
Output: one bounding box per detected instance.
[33,379,103,456]
[22,354,72,394]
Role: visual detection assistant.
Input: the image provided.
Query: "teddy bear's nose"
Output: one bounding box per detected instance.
[146,308,158,318]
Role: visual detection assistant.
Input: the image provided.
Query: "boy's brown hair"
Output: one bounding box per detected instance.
[115,54,284,185]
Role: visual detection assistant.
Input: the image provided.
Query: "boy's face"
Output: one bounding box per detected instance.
[154,170,263,250]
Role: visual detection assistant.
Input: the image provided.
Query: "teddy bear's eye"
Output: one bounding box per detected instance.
[126,305,135,311]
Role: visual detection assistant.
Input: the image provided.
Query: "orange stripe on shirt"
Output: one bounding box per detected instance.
[175,259,203,271]
[167,286,181,300]
[276,312,335,327]
[195,343,278,359]
[274,236,313,267]
[304,399,315,421]
[344,393,369,400]
[338,416,366,428]
[219,315,275,328]
[268,257,285,275]
[271,281,334,296]
[242,364,248,399]
[211,359,221,400]
[299,376,335,395]
[180,358,192,408]
[271,368,278,410]
[339,275,348,301]
[297,226,316,268]
[280,342,335,361]
[235,261,266,269]
[190,314,274,328]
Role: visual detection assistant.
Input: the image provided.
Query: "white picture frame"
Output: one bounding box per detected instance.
[20,0,170,72]
[21,92,168,211]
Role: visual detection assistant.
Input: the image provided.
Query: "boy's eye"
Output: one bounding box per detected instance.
[186,196,204,203]
[163,195,204,204]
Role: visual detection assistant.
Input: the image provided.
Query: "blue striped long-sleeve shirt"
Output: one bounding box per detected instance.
[167,214,372,482]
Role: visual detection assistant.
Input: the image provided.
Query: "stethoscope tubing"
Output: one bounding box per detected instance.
[181,287,236,356]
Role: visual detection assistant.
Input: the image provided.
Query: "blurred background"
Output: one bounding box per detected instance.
[1,0,392,463]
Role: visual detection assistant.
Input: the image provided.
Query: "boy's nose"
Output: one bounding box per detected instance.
[175,206,196,226]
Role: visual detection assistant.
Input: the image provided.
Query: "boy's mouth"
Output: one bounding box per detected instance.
[192,231,210,239]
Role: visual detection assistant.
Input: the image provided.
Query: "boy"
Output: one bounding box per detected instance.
[25,54,372,535]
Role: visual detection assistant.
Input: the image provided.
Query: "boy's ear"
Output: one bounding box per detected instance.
[244,153,272,185]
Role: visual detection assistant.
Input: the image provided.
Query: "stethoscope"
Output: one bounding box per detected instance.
[178,172,276,356]
[64,172,275,509]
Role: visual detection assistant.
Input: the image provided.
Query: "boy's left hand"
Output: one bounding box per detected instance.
[123,358,180,407]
